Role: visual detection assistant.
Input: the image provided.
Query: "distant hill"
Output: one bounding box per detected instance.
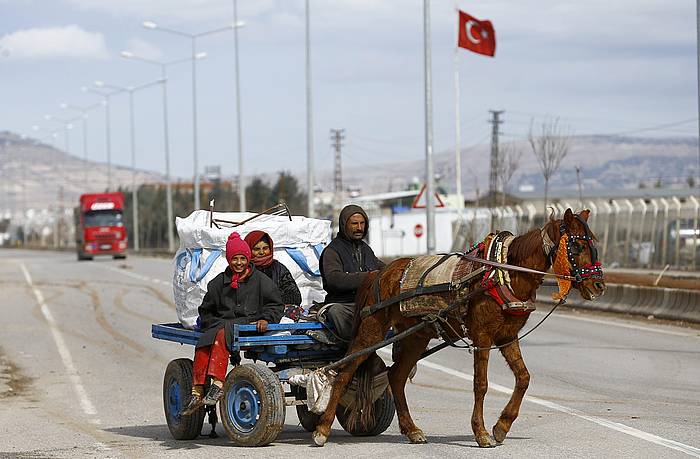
[0,131,164,214]
[316,134,699,195]
[1,130,697,217]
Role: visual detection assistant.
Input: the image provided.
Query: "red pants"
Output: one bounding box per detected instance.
[193,328,230,385]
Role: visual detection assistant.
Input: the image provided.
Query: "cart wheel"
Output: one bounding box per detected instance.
[163,358,205,440]
[219,363,285,446]
[291,386,319,432]
[336,387,395,436]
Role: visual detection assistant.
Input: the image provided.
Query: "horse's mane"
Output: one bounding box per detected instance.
[507,221,553,264]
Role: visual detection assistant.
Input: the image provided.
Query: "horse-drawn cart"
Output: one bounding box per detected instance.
[152,321,395,446]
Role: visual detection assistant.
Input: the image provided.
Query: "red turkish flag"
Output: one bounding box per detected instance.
[457,10,496,57]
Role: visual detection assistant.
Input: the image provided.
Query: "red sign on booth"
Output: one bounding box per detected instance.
[414,223,424,238]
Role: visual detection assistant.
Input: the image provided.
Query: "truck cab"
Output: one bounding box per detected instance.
[75,192,128,260]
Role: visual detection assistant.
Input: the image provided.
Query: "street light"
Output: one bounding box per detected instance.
[43,114,79,156]
[32,127,62,247]
[60,101,103,188]
[89,78,165,252]
[143,19,246,211]
[41,115,81,247]
[120,50,206,253]
[83,84,124,191]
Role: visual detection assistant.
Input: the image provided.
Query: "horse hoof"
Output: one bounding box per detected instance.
[476,434,497,448]
[492,424,507,444]
[407,430,428,444]
[312,431,327,447]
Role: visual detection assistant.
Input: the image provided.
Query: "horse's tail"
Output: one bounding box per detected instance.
[346,269,382,430]
[346,357,376,430]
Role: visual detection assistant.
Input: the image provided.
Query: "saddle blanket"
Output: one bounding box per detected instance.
[399,254,480,317]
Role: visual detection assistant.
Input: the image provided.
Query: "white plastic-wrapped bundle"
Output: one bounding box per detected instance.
[173,210,332,329]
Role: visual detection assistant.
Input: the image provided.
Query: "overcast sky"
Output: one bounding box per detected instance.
[1,0,697,183]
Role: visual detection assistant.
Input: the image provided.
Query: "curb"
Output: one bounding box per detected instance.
[540,282,700,323]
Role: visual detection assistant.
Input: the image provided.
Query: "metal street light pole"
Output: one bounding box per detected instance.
[93,79,164,252]
[305,0,315,218]
[233,0,245,212]
[121,52,202,253]
[43,115,80,247]
[143,19,245,212]
[85,86,122,191]
[34,128,61,247]
[424,0,436,254]
[44,114,79,157]
[61,102,103,188]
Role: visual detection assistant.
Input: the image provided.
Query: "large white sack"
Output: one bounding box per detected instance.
[173,210,332,329]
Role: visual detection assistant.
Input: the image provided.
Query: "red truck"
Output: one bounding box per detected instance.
[74,192,128,260]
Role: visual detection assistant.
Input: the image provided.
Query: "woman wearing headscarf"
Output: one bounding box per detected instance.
[181,232,283,415]
[244,230,304,320]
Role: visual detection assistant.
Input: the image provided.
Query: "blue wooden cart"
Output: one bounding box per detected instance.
[152,321,395,446]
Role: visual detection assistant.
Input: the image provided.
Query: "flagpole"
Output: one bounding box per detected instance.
[454,3,463,220]
[424,0,436,255]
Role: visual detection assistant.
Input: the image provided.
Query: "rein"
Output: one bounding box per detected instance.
[433,298,565,352]
[457,253,577,282]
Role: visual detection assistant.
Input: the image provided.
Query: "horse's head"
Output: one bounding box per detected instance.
[552,208,606,300]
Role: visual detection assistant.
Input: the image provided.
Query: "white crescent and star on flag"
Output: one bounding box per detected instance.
[465,20,489,44]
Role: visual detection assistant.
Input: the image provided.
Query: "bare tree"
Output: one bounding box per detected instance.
[497,142,522,206]
[528,118,571,214]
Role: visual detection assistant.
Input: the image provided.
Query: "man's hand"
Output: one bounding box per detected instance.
[256,319,269,333]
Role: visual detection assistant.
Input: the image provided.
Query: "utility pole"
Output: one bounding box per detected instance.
[330,129,345,212]
[488,110,504,231]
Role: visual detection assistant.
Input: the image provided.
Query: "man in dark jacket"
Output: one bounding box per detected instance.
[318,205,385,342]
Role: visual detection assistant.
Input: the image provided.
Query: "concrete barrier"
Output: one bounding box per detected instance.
[539,281,700,323]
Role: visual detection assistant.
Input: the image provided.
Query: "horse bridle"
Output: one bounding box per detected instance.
[547,215,604,284]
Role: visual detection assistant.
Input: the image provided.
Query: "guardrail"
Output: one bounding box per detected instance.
[539,282,700,324]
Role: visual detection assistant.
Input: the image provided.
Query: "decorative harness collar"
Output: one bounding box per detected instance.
[480,232,536,316]
[541,226,557,260]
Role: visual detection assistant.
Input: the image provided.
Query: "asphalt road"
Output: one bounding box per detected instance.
[0,249,698,458]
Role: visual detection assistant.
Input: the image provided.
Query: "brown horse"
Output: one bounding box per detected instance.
[312,208,605,447]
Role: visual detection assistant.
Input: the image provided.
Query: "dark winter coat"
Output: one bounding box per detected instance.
[196,266,283,349]
[257,260,302,306]
[320,205,385,304]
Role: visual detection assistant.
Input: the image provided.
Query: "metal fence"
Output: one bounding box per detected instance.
[478,195,700,270]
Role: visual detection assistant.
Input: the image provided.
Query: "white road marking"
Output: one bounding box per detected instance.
[19,262,102,426]
[379,348,700,458]
[534,310,697,337]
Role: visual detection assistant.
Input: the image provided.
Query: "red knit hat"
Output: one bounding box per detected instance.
[226,232,251,263]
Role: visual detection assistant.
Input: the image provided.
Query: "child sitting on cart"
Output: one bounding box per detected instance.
[245,230,304,321]
[182,232,283,416]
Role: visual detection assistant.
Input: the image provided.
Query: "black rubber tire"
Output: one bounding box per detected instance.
[163,358,205,440]
[291,386,320,432]
[219,363,286,447]
[77,252,92,261]
[113,254,126,260]
[336,387,395,436]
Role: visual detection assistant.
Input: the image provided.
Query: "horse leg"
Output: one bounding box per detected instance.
[471,336,497,447]
[312,319,385,446]
[492,341,529,444]
[388,333,432,444]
